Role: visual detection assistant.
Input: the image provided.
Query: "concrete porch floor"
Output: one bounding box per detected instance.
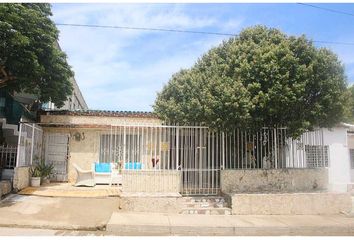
[18,182,121,198]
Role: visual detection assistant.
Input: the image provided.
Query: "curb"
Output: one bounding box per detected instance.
[0,223,106,232]
[106,225,354,236]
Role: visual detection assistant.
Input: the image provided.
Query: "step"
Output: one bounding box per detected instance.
[182,196,228,207]
[182,196,226,202]
[182,201,228,208]
[180,207,232,215]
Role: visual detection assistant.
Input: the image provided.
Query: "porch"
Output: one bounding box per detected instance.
[18,182,120,198]
[7,120,330,196]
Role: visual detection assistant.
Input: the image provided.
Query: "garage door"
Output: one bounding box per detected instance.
[45,133,69,182]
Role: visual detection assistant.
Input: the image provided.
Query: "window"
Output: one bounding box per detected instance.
[349,149,354,169]
[99,134,141,163]
[305,145,329,168]
[100,134,123,163]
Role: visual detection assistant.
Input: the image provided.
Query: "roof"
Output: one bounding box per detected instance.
[339,122,354,128]
[340,122,354,133]
[39,109,157,118]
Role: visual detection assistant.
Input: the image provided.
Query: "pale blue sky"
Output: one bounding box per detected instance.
[52,3,354,111]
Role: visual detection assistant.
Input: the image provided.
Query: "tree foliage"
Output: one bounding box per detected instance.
[154,26,348,137]
[0,3,73,107]
[343,85,354,124]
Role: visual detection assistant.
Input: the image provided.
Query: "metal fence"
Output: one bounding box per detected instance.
[16,122,43,167]
[223,128,328,170]
[99,125,328,195]
[0,145,17,169]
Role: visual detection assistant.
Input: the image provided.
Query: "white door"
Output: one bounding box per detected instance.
[45,133,69,181]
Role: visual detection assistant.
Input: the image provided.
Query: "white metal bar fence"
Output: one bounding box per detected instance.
[223,128,328,170]
[98,125,329,195]
[16,122,43,167]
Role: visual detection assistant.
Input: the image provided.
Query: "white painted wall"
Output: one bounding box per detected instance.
[323,127,351,192]
[347,134,354,183]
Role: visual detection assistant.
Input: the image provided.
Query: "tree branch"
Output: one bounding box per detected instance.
[0,66,16,87]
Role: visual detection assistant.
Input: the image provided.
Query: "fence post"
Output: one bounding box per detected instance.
[1,145,3,169]
[110,125,113,162]
[15,121,22,167]
[222,132,225,170]
[274,128,278,169]
[30,123,35,165]
[321,129,325,167]
[123,125,126,166]
[176,127,179,170]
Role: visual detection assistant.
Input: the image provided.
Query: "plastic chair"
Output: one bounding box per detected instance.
[72,163,96,187]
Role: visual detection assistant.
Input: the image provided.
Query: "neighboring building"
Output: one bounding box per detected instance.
[322,125,353,192]
[42,75,88,111]
[0,73,87,180]
[344,125,354,185]
[45,42,88,111]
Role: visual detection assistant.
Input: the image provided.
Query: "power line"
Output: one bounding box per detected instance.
[55,23,236,37]
[55,22,354,46]
[313,40,354,46]
[297,3,354,17]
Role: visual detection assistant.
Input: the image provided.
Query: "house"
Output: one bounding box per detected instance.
[29,109,354,193]
[342,123,354,189]
[6,109,351,214]
[320,124,353,193]
[36,110,332,194]
[38,110,160,182]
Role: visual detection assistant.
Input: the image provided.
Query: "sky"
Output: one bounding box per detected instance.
[51,3,354,111]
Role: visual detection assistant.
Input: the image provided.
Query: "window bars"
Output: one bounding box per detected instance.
[0,145,17,169]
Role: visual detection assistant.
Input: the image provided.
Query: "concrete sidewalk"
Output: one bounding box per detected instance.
[106,212,354,236]
[0,194,119,231]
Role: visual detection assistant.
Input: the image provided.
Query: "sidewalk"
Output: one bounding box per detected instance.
[106,212,354,236]
[0,194,119,231]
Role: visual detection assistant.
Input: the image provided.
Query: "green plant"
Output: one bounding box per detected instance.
[29,166,41,178]
[117,160,123,173]
[36,160,54,178]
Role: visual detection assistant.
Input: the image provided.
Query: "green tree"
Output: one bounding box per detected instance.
[0,3,73,108]
[154,26,348,137]
[343,85,354,124]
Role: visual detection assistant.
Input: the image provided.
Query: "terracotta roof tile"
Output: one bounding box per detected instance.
[39,109,157,118]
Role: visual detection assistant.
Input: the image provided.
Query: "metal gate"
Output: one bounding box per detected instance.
[179,128,221,196]
[45,133,69,181]
[99,125,221,195]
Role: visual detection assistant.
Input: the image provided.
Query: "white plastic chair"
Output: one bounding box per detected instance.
[73,163,96,187]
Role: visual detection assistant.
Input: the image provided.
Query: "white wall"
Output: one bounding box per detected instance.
[323,127,351,192]
[347,134,354,183]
